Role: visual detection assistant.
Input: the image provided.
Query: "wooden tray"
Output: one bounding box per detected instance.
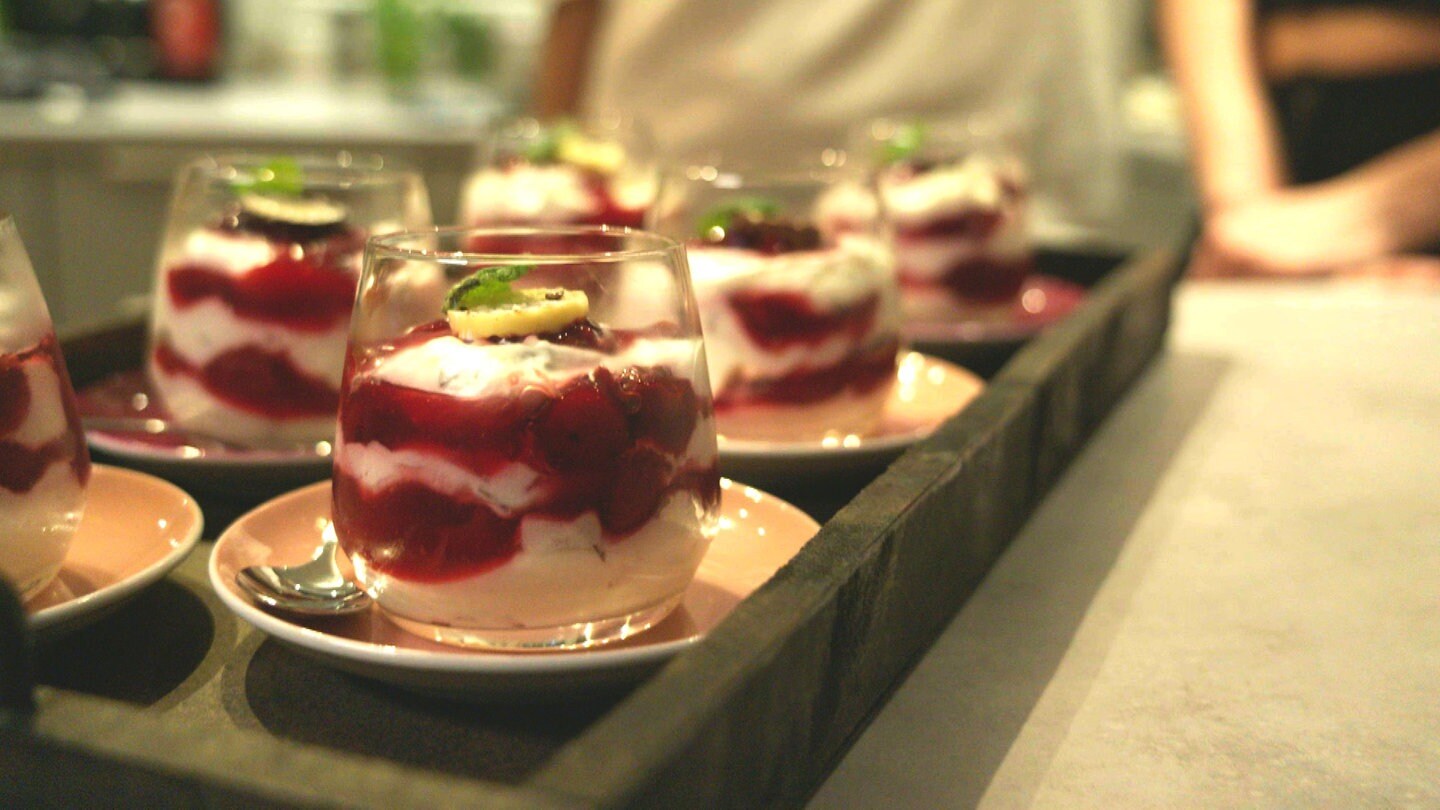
[0,245,1182,808]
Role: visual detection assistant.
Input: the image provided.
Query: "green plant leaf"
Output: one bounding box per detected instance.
[444,264,534,311]
[232,157,305,198]
[696,197,780,238]
[878,122,927,165]
[524,121,579,164]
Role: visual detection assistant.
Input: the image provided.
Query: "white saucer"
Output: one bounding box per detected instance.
[78,371,333,496]
[903,274,1086,346]
[718,352,984,480]
[26,464,205,640]
[210,478,820,701]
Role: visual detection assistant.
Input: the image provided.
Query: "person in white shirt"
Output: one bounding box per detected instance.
[532,0,1135,245]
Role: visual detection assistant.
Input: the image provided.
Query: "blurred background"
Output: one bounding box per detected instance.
[0,0,1191,329]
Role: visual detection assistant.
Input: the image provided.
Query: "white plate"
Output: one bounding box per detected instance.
[78,371,333,496]
[718,352,984,481]
[209,478,820,701]
[26,465,205,640]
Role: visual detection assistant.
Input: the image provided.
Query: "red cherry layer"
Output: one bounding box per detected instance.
[939,254,1033,305]
[0,335,92,494]
[726,289,880,350]
[334,324,716,582]
[713,336,899,411]
[152,341,339,418]
[164,225,362,332]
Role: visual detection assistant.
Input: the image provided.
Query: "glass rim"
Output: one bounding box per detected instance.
[664,155,861,189]
[187,151,421,187]
[367,225,684,265]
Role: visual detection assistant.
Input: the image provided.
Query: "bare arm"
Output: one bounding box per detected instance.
[531,0,603,118]
[1157,0,1287,208]
[1349,128,1440,253]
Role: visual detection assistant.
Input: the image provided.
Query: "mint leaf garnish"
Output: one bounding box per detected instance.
[696,197,780,238]
[445,264,534,311]
[878,122,926,165]
[523,121,577,164]
[233,157,306,198]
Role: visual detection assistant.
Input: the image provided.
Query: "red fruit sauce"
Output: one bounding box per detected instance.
[937,254,1033,305]
[712,337,899,411]
[726,290,880,350]
[152,341,339,418]
[333,323,716,582]
[0,335,92,494]
[165,249,358,332]
[891,189,1030,304]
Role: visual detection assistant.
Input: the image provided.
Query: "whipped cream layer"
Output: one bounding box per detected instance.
[0,288,48,353]
[151,372,338,447]
[813,180,881,234]
[353,491,709,630]
[686,237,899,390]
[880,156,1017,226]
[463,162,657,226]
[0,224,53,352]
[0,462,83,599]
[156,297,349,384]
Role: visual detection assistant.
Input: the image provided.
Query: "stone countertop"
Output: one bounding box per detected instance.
[811,280,1440,808]
[0,79,500,145]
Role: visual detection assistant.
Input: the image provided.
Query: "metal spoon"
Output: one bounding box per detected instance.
[236,525,372,616]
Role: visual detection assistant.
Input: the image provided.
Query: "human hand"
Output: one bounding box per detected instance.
[1191,184,1385,278]
[1331,254,1440,291]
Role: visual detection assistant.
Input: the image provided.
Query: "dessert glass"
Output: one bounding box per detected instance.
[844,118,1033,319]
[653,164,901,443]
[460,116,657,245]
[333,226,719,650]
[0,214,91,600]
[146,153,432,449]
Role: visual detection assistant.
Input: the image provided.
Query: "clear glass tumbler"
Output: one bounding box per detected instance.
[459,116,657,240]
[333,226,719,650]
[147,153,432,448]
[652,163,901,443]
[852,118,1033,319]
[0,214,90,600]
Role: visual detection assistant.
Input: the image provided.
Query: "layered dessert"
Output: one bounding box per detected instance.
[461,123,653,251]
[148,175,368,447]
[0,309,90,600]
[332,264,718,648]
[686,200,901,442]
[877,153,1032,309]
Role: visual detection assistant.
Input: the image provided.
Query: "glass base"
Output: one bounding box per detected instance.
[382,593,685,652]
